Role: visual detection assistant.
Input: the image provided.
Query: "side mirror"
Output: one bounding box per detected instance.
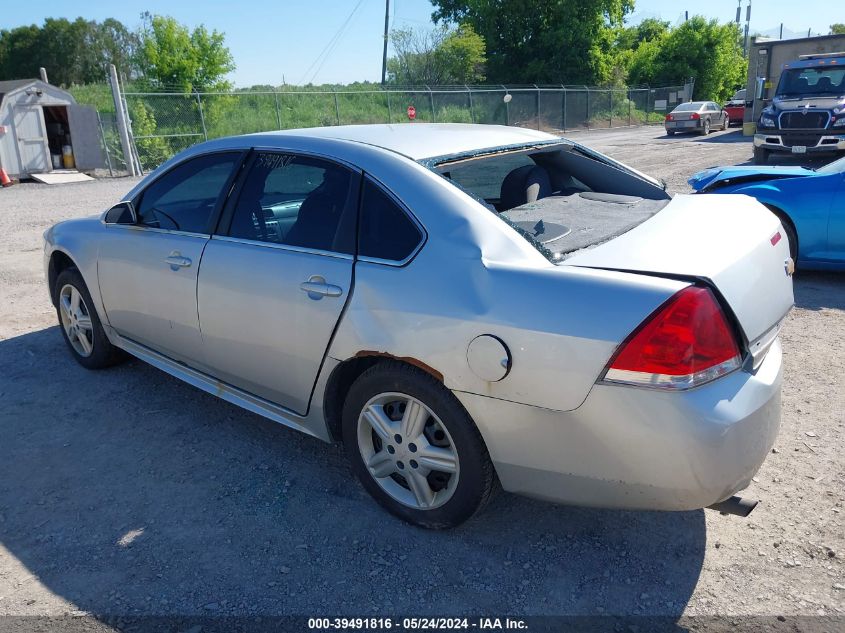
[104,201,137,225]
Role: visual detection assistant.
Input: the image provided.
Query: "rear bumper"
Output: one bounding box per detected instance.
[455,339,783,511]
[754,132,845,153]
[665,121,702,132]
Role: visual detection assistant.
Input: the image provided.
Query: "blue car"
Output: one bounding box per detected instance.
[689,157,845,271]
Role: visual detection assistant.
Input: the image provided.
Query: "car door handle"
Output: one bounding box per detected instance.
[164,254,192,269]
[300,275,343,299]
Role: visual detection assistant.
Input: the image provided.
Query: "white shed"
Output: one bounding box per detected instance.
[0,79,103,179]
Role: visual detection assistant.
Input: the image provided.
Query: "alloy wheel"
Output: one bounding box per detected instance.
[58,284,94,357]
[357,392,460,510]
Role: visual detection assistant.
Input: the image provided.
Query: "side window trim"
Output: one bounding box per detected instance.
[210,234,356,261]
[215,149,363,238]
[215,149,260,237]
[357,174,427,268]
[130,149,248,236]
[213,147,363,241]
[216,149,362,258]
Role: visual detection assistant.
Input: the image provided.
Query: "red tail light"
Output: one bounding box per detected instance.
[665,114,673,121]
[603,286,741,390]
[690,112,701,120]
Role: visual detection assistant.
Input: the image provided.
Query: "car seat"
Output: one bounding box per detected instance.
[814,77,833,93]
[499,165,552,210]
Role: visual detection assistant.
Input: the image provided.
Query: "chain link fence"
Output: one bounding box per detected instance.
[104,83,692,172]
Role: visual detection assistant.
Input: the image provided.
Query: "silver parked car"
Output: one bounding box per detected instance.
[665,101,730,135]
[44,124,793,528]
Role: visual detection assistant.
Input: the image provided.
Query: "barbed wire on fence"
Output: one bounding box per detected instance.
[98,81,694,173]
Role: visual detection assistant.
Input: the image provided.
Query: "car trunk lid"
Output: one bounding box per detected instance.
[562,194,794,350]
[669,110,699,121]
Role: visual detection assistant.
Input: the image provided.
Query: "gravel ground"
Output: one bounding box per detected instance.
[0,126,842,625]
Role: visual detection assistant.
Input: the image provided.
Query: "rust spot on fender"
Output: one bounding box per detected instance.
[354,351,444,383]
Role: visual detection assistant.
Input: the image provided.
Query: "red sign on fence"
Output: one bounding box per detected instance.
[407,105,416,120]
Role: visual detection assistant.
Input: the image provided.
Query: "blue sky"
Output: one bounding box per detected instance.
[3,1,841,86]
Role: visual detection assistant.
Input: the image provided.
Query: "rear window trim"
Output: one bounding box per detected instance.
[426,141,572,172]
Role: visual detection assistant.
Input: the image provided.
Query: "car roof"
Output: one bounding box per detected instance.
[254,123,559,161]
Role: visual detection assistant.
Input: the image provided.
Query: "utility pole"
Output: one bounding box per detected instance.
[381,0,390,85]
[743,1,752,57]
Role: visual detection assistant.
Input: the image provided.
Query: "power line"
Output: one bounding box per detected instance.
[299,0,365,85]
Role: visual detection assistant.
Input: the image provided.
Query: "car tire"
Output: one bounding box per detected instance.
[723,115,729,130]
[666,130,675,136]
[753,147,769,165]
[54,267,125,370]
[342,361,496,529]
[700,118,711,135]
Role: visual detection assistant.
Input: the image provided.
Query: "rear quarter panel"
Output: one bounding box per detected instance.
[329,251,686,413]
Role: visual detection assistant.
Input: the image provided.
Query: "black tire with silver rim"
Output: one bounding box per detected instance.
[58,283,94,358]
[723,115,730,130]
[342,361,496,528]
[54,267,124,369]
[701,118,711,135]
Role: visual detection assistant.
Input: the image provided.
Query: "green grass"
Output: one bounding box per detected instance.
[68,83,675,169]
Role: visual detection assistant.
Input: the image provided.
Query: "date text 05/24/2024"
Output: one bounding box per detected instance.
[307,618,528,630]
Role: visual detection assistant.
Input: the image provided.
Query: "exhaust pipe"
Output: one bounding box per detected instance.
[707,495,758,517]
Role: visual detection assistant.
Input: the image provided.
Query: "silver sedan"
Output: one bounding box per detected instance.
[665,101,730,135]
[44,124,793,528]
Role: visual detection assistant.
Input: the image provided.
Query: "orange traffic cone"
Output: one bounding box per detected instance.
[0,168,11,187]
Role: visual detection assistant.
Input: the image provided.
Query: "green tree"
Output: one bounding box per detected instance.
[431,0,634,84]
[628,16,745,102]
[0,25,42,81]
[387,23,486,85]
[129,99,171,168]
[606,18,670,85]
[88,19,139,82]
[436,24,487,83]
[39,18,92,85]
[0,18,137,85]
[615,18,670,53]
[831,24,845,35]
[136,13,234,92]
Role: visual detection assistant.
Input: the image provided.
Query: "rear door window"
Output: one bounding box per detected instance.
[226,152,358,255]
[358,178,423,263]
